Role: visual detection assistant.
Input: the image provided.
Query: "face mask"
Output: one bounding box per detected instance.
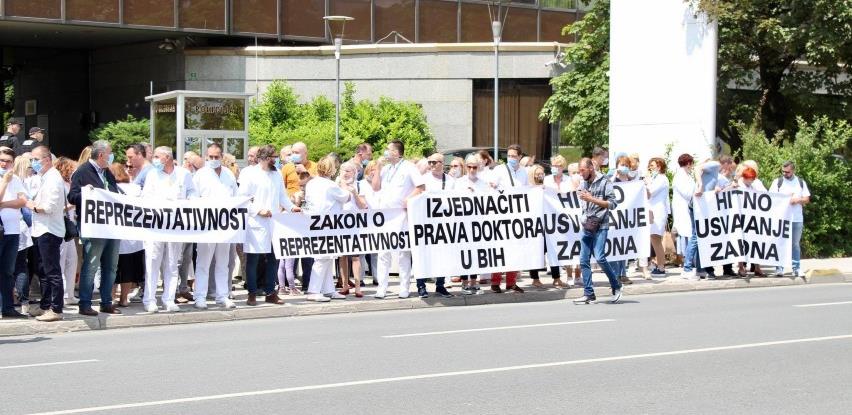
[107,153,115,165]
[290,154,302,164]
[551,167,562,176]
[31,160,43,174]
[152,159,164,172]
[362,159,369,167]
[617,166,630,175]
[0,168,6,177]
[602,158,609,166]
[450,168,462,178]
[650,171,659,179]
[507,159,519,169]
[274,159,282,169]
[206,159,221,170]
[383,150,391,159]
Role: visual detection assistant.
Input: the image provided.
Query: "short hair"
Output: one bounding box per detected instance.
[0,147,16,159]
[316,155,339,179]
[741,167,757,180]
[615,155,631,168]
[782,160,795,169]
[110,162,130,183]
[567,162,579,174]
[32,145,52,160]
[592,147,608,159]
[154,146,173,160]
[579,157,594,169]
[356,143,372,153]
[550,154,567,167]
[429,152,445,161]
[91,140,111,161]
[339,161,359,175]
[207,143,223,153]
[677,153,694,167]
[256,144,276,161]
[648,157,667,173]
[719,155,734,164]
[465,153,481,166]
[507,144,522,155]
[388,140,404,156]
[126,143,146,158]
[477,149,493,164]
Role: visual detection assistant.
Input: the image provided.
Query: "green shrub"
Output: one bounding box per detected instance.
[738,117,852,258]
[88,115,150,163]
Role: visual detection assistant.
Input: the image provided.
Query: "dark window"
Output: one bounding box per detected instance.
[330,0,372,42]
[417,0,458,43]
[539,10,575,42]
[282,0,325,38]
[124,0,175,27]
[232,0,277,35]
[179,0,226,31]
[67,0,120,22]
[501,7,538,42]
[375,0,415,42]
[5,0,61,19]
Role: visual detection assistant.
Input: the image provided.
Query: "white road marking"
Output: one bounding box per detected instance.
[794,301,852,308]
[25,334,852,415]
[0,360,99,370]
[382,319,616,338]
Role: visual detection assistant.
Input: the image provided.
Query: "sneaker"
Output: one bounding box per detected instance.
[28,307,45,317]
[35,310,63,322]
[398,292,410,299]
[216,299,236,309]
[651,268,666,277]
[144,303,159,313]
[193,300,208,310]
[793,270,801,278]
[572,295,597,304]
[435,287,453,298]
[307,293,331,302]
[162,303,181,313]
[682,270,698,281]
[417,287,429,298]
[461,286,474,295]
[611,288,623,304]
[329,292,346,300]
[696,270,708,278]
[65,296,79,306]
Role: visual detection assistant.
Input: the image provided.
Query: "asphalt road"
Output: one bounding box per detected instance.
[2,283,851,415]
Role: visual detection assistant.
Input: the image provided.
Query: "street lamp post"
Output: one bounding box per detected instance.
[492,20,502,162]
[323,15,354,148]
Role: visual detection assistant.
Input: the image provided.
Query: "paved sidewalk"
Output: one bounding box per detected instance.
[1,257,848,337]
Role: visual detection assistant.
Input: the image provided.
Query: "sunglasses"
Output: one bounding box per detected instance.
[466,165,479,170]
[428,160,441,165]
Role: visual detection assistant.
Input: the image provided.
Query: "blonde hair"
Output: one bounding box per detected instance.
[550,154,567,167]
[13,154,31,178]
[363,160,379,180]
[77,146,92,165]
[316,155,339,179]
[529,164,545,185]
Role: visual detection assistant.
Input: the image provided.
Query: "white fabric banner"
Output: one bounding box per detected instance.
[693,189,793,267]
[270,208,409,259]
[408,189,546,279]
[80,187,250,243]
[543,181,651,265]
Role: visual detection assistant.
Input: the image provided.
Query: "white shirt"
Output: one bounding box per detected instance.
[770,176,810,223]
[356,179,379,209]
[671,167,696,236]
[237,165,294,254]
[646,173,671,216]
[1,175,27,235]
[455,175,493,194]
[117,182,144,254]
[25,175,41,199]
[543,174,576,193]
[491,163,529,191]
[193,166,238,199]
[738,178,766,192]
[422,172,455,192]
[32,168,66,238]
[141,165,196,201]
[305,177,350,215]
[378,159,422,208]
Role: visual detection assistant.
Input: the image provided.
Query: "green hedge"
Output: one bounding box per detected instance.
[88,115,150,163]
[738,117,852,258]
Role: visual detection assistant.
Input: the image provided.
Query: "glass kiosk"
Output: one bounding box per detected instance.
[145,90,254,165]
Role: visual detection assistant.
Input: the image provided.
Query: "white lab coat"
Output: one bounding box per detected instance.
[237,165,293,254]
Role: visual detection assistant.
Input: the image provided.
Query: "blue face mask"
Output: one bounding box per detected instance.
[274,158,282,169]
[362,159,369,167]
[617,166,630,175]
[107,153,115,165]
[152,159,164,172]
[551,167,562,176]
[383,150,391,159]
[507,159,519,169]
[290,154,302,164]
[0,168,6,177]
[31,160,43,174]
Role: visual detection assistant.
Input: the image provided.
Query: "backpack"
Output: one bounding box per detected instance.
[774,176,803,192]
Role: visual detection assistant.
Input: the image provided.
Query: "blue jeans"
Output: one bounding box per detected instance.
[14,249,30,303]
[579,228,622,297]
[683,208,701,272]
[0,234,20,313]
[79,238,119,308]
[611,260,627,278]
[246,253,277,295]
[777,222,803,274]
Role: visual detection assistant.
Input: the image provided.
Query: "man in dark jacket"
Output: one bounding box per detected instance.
[68,140,122,316]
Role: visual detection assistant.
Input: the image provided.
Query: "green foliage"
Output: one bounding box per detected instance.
[249,80,435,160]
[88,115,150,163]
[539,0,610,155]
[737,117,852,258]
[694,0,852,150]
[2,83,13,127]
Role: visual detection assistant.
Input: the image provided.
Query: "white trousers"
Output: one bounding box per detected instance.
[307,258,336,295]
[59,239,78,299]
[194,243,231,303]
[377,251,412,297]
[143,241,182,307]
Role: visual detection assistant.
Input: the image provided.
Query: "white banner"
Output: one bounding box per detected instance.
[693,189,793,267]
[543,181,651,265]
[80,187,249,243]
[270,209,409,259]
[408,189,546,279]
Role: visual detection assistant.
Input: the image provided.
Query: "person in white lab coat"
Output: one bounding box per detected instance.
[644,157,671,277]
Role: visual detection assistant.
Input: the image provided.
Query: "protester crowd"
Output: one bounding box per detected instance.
[0,118,812,320]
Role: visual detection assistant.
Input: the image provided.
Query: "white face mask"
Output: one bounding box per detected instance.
[206,159,221,170]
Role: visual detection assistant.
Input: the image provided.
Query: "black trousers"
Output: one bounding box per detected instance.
[36,233,64,313]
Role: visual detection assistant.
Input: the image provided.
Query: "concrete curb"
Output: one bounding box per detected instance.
[1,275,846,337]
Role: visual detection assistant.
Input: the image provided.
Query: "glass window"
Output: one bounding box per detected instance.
[232,0,277,34]
[124,0,175,27]
[67,0,120,22]
[179,0,226,30]
[375,0,415,42]
[501,7,538,42]
[227,137,246,160]
[184,136,201,156]
[460,2,491,43]
[184,98,245,131]
[539,10,576,42]
[330,0,372,42]
[418,0,458,43]
[541,0,577,10]
[153,99,177,150]
[282,0,325,38]
[5,0,61,19]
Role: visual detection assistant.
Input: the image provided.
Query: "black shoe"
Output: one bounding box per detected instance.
[723,270,738,278]
[371,279,379,286]
[572,294,597,304]
[2,310,28,319]
[78,307,99,317]
[417,287,429,298]
[435,287,453,298]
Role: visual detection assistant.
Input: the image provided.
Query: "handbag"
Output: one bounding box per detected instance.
[582,215,602,233]
[62,186,78,242]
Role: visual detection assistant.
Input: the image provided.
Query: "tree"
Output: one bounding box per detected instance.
[693,0,852,150]
[539,0,610,154]
[88,115,150,163]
